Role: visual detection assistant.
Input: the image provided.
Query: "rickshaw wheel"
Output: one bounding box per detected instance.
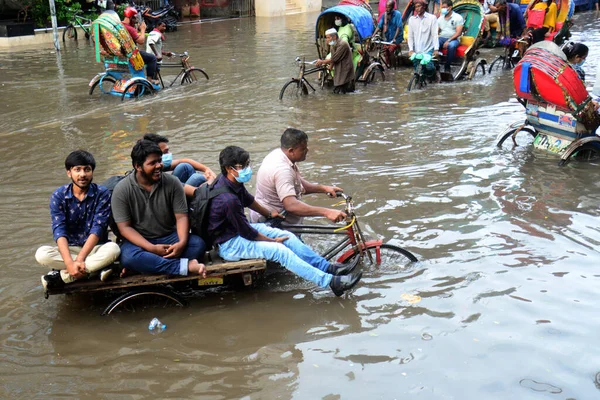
[365,64,385,85]
[89,76,116,95]
[467,59,487,80]
[279,79,309,100]
[559,143,600,166]
[102,287,187,315]
[181,67,209,84]
[407,74,424,92]
[496,125,536,148]
[63,24,77,41]
[488,55,510,74]
[120,80,155,101]
[341,243,417,269]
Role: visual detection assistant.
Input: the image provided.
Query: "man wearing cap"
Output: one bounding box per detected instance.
[316,28,355,94]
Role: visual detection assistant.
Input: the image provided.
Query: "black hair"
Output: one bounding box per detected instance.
[495,0,506,6]
[219,146,250,176]
[106,0,115,10]
[442,0,453,7]
[280,128,308,149]
[335,14,348,25]
[157,19,167,27]
[65,150,96,171]
[143,133,169,144]
[563,42,589,61]
[131,139,163,168]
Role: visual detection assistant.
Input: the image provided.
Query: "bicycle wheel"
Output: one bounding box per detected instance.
[343,243,417,269]
[181,67,210,84]
[63,24,77,41]
[279,79,309,100]
[407,74,423,92]
[366,64,385,84]
[488,55,508,74]
[89,75,116,95]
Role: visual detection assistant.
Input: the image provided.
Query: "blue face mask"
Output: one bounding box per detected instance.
[233,166,252,183]
[441,8,449,15]
[161,153,173,169]
[576,59,586,67]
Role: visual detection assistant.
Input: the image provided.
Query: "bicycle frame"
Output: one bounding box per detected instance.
[157,53,196,88]
[72,13,92,33]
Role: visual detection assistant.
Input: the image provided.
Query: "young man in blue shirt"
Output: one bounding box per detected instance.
[36,151,121,291]
[207,146,362,297]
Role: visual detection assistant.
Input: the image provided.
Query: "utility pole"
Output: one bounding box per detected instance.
[48,0,61,51]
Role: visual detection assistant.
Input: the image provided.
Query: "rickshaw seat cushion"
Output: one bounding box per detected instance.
[441,44,469,57]
[490,21,498,29]
[459,36,475,47]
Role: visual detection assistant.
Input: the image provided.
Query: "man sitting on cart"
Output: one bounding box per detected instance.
[407,0,439,78]
[372,0,404,67]
[206,145,362,297]
[111,140,207,277]
[316,28,355,94]
[122,6,159,84]
[250,128,346,226]
[36,151,121,291]
[437,0,464,74]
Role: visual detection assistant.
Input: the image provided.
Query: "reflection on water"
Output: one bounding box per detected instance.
[1,10,600,399]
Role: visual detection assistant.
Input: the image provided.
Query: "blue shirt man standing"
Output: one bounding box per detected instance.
[207,146,362,297]
[36,150,121,292]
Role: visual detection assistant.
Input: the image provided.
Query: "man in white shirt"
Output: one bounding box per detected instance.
[146,21,173,62]
[407,0,439,76]
[437,0,464,73]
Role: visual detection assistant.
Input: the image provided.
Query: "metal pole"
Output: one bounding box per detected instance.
[48,0,61,51]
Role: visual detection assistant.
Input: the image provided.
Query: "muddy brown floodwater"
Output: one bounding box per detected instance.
[1,9,600,399]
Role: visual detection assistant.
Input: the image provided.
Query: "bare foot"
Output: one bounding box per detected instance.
[188,259,207,278]
[119,267,129,278]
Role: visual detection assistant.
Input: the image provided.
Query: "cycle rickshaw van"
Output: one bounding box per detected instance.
[438,0,488,81]
[496,43,600,165]
[88,13,157,100]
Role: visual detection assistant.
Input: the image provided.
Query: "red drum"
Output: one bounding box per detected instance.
[513,47,589,112]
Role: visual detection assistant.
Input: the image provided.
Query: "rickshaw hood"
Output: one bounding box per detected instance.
[316,5,374,43]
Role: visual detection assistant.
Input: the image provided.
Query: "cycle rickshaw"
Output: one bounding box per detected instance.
[42,192,417,314]
[488,0,574,73]
[88,13,208,101]
[496,44,600,166]
[279,4,385,99]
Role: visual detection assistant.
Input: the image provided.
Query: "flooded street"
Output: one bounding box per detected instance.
[1,9,600,399]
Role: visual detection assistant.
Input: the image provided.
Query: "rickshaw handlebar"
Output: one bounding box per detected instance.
[372,40,393,45]
[294,56,318,65]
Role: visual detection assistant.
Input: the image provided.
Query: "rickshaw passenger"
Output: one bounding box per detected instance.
[335,15,356,46]
[111,140,207,277]
[316,29,355,94]
[36,151,121,291]
[496,0,526,38]
[407,0,439,75]
[483,0,498,40]
[373,1,403,65]
[143,133,217,187]
[206,146,362,297]
[563,42,588,83]
[437,0,463,73]
[250,128,346,226]
[122,6,158,83]
[528,0,557,43]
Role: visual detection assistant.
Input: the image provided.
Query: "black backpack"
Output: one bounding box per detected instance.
[101,170,134,241]
[188,177,233,241]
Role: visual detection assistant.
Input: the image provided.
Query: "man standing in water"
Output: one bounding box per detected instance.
[316,28,355,94]
[36,151,121,291]
[407,0,439,79]
[250,128,346,225]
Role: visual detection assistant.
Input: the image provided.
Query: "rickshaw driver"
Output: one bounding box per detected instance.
[146,21,174,63]
[207,146,362,297]
[372,1,404,66]
[407,0,439,78]
[315,28,355,94]
[250,128,346,226]
[122,6,159,84]
[495,0,526,39]
[437,0,464,73]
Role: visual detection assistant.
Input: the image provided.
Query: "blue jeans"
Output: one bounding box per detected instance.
[173,163,207,187]
[120,232,206,275]
[439,37,459,67]
[218,223,333,288]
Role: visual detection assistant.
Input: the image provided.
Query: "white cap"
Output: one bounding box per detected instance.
[325,28,337,36]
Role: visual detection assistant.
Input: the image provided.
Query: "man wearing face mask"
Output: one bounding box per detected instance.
[111,140,207,277]
[143,133,217,187]
[373,1,403,67]
[316,28,355,94]
[206,146,362,297]
[407,0,439,77]
[437,0,463,74]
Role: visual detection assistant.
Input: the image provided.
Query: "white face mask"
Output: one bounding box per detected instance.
[335,19,342,26]
[329,40,336,46]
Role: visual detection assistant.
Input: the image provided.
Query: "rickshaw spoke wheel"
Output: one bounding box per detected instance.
[343,243,417,270]
[279,79,309,100]
[570,144,600,163]
[366,65,385,84]
[468,60,486,80]
[63,24,77,41]
[102,288,187,315]
[181,68,209,84]
[89,76,116,95]
[488,55,507,73]
[496,126,536,149]
[121,81,154,101]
